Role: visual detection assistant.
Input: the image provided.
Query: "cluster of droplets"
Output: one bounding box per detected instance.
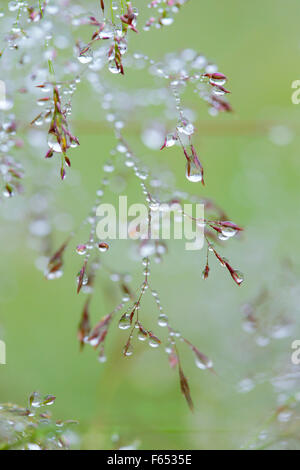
[0,392,77,450]
[74,184,110,293]
[236,267,300,449]
[145,0,190,30]
[151,49,231,116]
[241,281,296,349]
[115,253,214,412]
[76,1,139,76]
[0,116,23,199]
[151,52,231,185]
[0,0,245,414]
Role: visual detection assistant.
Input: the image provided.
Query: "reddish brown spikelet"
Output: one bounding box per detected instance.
[45,149,54,159]
[45,238,70,279]
[211,96,232,112]
[88,313,112,347]
[204,72,227,80]
[138,323,148,339]
[78,299,91,350]
[190,144,205,185]
[223,260,243,286]
[88,329,108,349]
[43,395,56,406]
[179,366,194,412]
[60,167,66,180]
[64,155,71,167]
[120,3,139,33]
[217,221,243,232]
[148,331,161,344]
[211,84,231,94]
[89,16,101,26]
[5,184,13,197]
[77,261,87,294]
[202,262,210,280]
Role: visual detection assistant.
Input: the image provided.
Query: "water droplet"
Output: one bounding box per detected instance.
[8,1,19,12]
[271,324,293,339]
[108,61,121,74]
[185,159,203,183]
[178,121,194,136]
[98,350,107,363]
[220,224,238,238]
[116,143,127,153]
[45,269,63,280]
[47,133,62,153]
[158,314,168,327]
[118,41,127,55]
[209,76,227,86]
[218,232,229,241]
[138,330,148,341]
[3,186,14,198]
[256,336,270,347]
[139,240,156,257]
[103,162,115,173]
[149,199,160,211]
[237,378,255,393]
[195,356,213,370]
[76,244,87,255]
[77,272,88,287]
[212,87,226,96]
[119,314,131,330]
[165,343,173,354]
[123,343,134,357]
[277,411,292,423]
[242,319,256,334]
[30,392,42,408]
[43,395,56,406]
[232,270,244,285]
[98,29,114,40]
[160,17,174,26]
[148,335,160,348]
[27,443,41,450]
[78,49,93,64]
[98,242,109,252]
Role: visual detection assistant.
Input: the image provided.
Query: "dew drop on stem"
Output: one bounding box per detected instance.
[98,242,109,252]
[185,159,203,183]
[76,244,87,255]
[47,133,62,153]
[158,314,168,327]
[78,49,93,64]
[119,314,131,330]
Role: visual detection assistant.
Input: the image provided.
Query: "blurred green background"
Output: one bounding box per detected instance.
[1,0,300,449]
